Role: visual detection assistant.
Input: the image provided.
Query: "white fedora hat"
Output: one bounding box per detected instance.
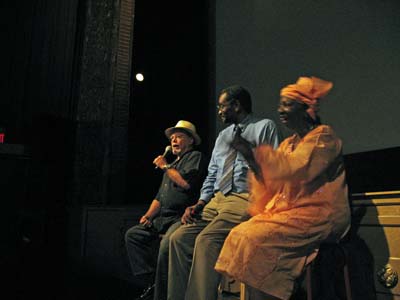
[165,120,201,145]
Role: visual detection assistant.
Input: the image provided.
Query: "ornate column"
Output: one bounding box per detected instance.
[71,0,135,205]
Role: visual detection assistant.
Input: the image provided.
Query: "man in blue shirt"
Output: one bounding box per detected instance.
[167,86,281,300]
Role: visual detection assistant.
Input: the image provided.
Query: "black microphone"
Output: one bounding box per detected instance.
[155,145,172,169]
[191,203,204,219]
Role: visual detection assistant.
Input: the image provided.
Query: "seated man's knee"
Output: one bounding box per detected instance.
[159,235,170,255]
[169,227,182,246]
[125,226,135,243]
[125,225,143,243]
[169,226,190,249]
[195,233,210,250]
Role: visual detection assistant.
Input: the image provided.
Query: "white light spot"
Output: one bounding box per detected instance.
[135,73,144,81]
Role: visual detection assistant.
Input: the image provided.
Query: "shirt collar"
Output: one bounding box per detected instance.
[235,114,252,132]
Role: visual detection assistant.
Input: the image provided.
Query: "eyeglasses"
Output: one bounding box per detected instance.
[216,100,235,110]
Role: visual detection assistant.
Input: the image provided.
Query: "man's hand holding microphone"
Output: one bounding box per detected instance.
[153,145,172,170]
[181,200,206,224]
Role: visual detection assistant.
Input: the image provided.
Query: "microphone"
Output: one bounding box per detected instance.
[191,203,204,219]
[162,145,172,157]
[155,145,172,169]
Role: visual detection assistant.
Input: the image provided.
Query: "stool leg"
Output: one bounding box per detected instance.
[343,263,352,300]
[306,264,312,300]
[240,282,246,300]
[339,245,352,300]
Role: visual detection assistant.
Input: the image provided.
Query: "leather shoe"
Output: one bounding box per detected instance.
[134,284,154,300]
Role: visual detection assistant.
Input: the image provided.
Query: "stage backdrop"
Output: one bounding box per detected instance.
[215,0,400,154]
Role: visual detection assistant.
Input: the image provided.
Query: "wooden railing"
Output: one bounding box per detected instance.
[350,190,400,300]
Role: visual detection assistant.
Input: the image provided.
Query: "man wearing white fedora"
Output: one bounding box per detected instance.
[125,120,207,300]
[167,85,281,300]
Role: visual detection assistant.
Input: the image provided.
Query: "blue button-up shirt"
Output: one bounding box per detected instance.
[199,114,280,202]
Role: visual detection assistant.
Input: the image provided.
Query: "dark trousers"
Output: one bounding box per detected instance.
[125,219,181,300]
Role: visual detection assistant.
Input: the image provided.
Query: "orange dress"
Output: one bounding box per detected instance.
[215,125,351,300]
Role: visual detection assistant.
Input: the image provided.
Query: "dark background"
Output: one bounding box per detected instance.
[1,1,212,299]
[214,0,400,155]
[1,1,399,299]
[1,0,213,205]
[128,0,214,203]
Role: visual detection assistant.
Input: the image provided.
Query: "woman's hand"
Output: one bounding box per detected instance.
[231,132,253,157]
[231,129,264,183]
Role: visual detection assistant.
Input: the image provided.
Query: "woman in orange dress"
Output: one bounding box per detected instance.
[215,76,351,300]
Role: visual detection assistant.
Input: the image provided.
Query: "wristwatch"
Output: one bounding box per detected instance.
[162,164,172,171]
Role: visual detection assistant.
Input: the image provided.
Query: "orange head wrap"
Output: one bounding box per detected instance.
[280,76,333,120]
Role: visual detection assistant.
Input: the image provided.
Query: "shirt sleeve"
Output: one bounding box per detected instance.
[256,125,342,184]
[257,119,281,149]
[199,137,221,203]
[178,151,207,192]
